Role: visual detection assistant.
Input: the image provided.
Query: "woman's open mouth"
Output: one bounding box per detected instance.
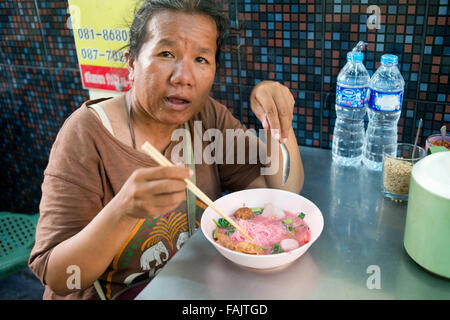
[164,96,191,111]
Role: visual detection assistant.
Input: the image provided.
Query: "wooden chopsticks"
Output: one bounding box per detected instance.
[141,141,254,242]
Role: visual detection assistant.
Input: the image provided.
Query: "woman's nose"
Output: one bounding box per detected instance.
[170,59,194,87]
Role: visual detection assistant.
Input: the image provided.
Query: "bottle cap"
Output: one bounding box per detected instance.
[347,51,364,62]
[381,54,398,65]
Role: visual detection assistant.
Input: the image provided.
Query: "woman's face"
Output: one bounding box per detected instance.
[128,10,218,126]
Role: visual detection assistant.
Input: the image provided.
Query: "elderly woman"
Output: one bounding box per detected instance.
[29,0,304,300]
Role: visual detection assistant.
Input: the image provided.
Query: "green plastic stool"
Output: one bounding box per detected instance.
[0,212,39,279]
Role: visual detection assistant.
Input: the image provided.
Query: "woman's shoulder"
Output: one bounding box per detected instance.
[64,98,111,126]
[48,99,115,161]
[58,98,112,139]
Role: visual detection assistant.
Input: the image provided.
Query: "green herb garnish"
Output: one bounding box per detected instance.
[298,212,305,219]
[213,227,218,239]
[225,228,235,235]
[213,218,235,236]
[213,218,230,229]
[282,218,295,233]
[271,243,283,254]
[219,218,230,228]
[251,207,263,215]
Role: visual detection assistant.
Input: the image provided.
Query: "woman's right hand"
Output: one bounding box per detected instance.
[115,165,193,220]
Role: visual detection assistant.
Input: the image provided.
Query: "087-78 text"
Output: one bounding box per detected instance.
[80,48,125,63]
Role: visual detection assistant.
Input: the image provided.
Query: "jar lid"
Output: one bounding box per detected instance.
[412,152,450,199]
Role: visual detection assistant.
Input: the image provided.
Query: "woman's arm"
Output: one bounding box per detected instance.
[245,81,304,194]
[44,195,138,295]
[42,166,192,296]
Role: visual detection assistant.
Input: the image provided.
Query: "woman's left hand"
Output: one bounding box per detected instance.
[249,81,295,144]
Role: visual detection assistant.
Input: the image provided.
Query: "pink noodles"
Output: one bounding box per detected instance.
[215,207,312,255]
[228,215,288,249]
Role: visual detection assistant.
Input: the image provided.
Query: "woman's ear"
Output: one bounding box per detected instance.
[125,51,135,82]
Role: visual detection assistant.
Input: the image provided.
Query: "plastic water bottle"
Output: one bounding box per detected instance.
[332,51,370,166]
[362,54,405,171]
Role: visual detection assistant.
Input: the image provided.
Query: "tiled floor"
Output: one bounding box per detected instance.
[0,268,44,300]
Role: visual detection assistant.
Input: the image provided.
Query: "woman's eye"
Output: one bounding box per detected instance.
[159,51,173,58]
[196,57,209,64]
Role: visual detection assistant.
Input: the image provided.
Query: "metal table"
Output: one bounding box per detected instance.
[136,146,450,300]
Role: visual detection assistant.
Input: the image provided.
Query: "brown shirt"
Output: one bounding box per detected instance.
[29,96,262,299]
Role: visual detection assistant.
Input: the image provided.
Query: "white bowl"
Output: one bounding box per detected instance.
[200,188,324,270]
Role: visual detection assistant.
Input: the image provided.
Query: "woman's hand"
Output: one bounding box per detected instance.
[249,81,295,144]
[115,165,193,220]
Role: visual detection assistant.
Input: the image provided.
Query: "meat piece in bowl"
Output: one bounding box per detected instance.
[235,242,265,255]
[233,207,254,220]
[215,232,236,251]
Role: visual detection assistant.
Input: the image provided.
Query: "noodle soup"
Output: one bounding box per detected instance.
[213,204,311,255]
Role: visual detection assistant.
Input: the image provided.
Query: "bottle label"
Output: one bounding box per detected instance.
[336,85,369,108]
[369,90,403,112]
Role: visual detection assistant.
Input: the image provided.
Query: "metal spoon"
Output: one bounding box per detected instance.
[440,125,446,147]
[261,115,290,185]
[260,132,290,185]
[280,143,290,185]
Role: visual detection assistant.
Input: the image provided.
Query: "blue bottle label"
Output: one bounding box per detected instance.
[336,85,369,108]
[369,90,403,112]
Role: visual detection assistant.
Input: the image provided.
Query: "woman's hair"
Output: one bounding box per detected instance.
[127,0,228,64]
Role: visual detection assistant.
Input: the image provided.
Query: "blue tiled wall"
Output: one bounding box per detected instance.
[1,0,449,213]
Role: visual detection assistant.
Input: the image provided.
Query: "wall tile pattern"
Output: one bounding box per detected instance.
[0,0,449,212]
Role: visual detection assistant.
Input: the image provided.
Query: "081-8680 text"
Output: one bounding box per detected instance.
[77,27,129,43]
